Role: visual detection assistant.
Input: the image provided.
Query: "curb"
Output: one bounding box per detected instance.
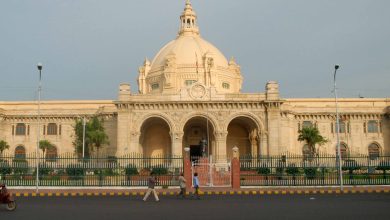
[13,189,390,197]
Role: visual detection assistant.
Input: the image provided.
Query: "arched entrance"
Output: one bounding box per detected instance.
[226,117,259,158]
[139,117,171,157]
[182,116,215,159]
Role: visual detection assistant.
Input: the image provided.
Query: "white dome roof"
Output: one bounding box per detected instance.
[150,35,228,71]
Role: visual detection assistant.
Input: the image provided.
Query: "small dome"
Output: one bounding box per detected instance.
[150,35,228,71]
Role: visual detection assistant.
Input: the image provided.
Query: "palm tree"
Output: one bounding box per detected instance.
[86,117,109,158]
[0,140,10,156]
[39,140,54,157]
[298,126,328,157]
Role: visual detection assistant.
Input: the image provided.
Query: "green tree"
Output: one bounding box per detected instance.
[0,140,10,156]
[73,116,109,158]
[39,140,54,157]
[298,127,328,157]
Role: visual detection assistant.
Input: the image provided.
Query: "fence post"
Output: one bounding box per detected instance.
[232,146,240,189]
[183,147,192,189]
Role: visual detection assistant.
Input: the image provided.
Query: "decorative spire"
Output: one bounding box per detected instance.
[179,0,199,36]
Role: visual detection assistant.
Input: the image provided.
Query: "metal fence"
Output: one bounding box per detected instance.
[0,153,183,187]
[240,154,390,186]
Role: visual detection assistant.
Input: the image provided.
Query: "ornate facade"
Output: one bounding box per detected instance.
[0,1,389,160]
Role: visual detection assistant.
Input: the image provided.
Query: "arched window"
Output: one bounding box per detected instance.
[47,123,57,135]
[222,82,230,89]
[338,143,348,160]
[367,120,378,133]
[15,146,26,159]
[46,146,58,161]
[368,143,381,160]
[302,121,313,128]
[151,83,159,90]
[15,123,26,136]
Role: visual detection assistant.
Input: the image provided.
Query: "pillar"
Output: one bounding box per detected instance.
[231,146,240,189]
[214,131,228,162]
[183,147,192,189]
[260,132,268,157]
[171,132,184,157]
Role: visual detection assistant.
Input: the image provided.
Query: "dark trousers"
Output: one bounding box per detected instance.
[193,186,199,198]
[179,187,186,197]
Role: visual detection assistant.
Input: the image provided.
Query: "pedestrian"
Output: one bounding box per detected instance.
[192,172,200,199]
[178,172,187,198]
[143,172,159,202]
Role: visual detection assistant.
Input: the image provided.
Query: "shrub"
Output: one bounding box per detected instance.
[151,167,168,175]
[342,159,361,173]
[66,164,85,180]
[33,164,54,177]
[257,167,271,175]
[304,167,317,179]
[12,159,28,175]
[125,164,139,176]
[0,161,11,177]
[286,164,300,176]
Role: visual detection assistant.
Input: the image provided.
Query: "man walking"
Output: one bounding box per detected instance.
[143,173,159,202]
[193,172,200,199]
[178,172,187,198]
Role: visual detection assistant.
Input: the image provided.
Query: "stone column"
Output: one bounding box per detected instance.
[129,131,141,154]
[231,146,240,189]
[183,147,192,189]
[116,111,131,156]
[260,132,269,157]
[249,129,259,157]
[214,131,228,162]
[171,131,184,157]
[267,106,281,156]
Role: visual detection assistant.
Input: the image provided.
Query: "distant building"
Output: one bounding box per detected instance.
[0,1,388,160]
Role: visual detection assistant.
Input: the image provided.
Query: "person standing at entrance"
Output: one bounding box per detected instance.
[178,172,187,198]
[193,172,200,199]
[143,173,159,202]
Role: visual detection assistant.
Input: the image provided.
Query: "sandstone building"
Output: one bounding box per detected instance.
[0,1,388,161]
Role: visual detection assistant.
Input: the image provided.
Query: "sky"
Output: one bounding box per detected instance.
[0,0,389,101]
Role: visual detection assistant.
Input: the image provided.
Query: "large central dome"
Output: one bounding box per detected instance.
[137,0,242,95]
[150,35,228,71]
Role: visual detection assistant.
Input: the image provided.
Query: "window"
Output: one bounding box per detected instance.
[15,146,26,159]
[151,83,159,90]
[47,123,58,135]
[15,123,26,136]
[367,120,378,133]
[368,143,380,160]
[336,143,348,160]
[334,121,347,133]
[185,80,197,86]
[302,121,313,128]
[46,146,58,161]
[222,82,230,89]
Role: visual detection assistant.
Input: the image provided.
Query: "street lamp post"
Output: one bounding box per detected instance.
[82,116,86,158]
[333,64,343,190]
[36,63,43,193]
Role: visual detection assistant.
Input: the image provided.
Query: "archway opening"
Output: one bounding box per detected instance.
[226,117,259,158]
[182,116,215,159]
[139,117,171,157]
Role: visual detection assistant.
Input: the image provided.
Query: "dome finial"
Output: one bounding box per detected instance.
[179,0,199,36]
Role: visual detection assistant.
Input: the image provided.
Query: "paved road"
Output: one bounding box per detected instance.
[1,194,389,220]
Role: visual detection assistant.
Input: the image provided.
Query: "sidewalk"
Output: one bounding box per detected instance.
[8,185,390,197]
